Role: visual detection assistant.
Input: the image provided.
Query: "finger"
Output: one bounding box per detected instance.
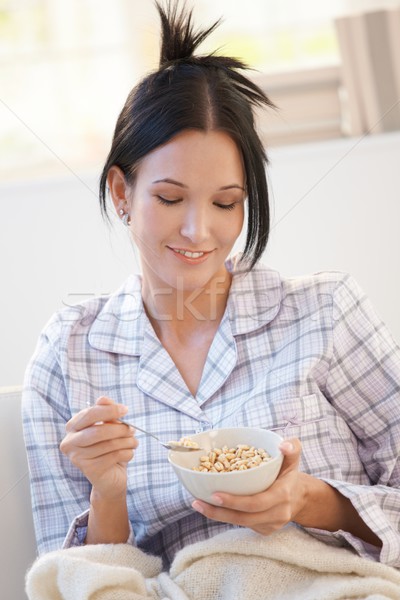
[79,422,136,447]
[67,435,138,461]
[192,500,245,525]
[83,448,136,472]
[191,500,276,529]
[207,440,302,512]
[95,396,116,407]
[65,423,138,449]
[208,490,275,513]
[94,396,129,425]
[66,400,128,432]
[278,437,301,475]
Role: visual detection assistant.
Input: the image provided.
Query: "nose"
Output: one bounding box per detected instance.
[179,203,210,244]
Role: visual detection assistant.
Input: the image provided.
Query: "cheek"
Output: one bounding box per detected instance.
[221,207,245,242]
[130,204,171,248]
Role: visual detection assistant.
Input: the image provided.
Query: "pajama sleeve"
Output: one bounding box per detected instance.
[22,314,135,554]
[306,274,400,566]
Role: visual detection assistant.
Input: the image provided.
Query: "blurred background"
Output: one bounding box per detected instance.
[1,0,400,386]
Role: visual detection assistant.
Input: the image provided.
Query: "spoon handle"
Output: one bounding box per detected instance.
[122,421,164,445]
[120,420,202,451]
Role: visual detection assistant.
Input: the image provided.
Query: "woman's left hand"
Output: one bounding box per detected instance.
[191,438,308,536]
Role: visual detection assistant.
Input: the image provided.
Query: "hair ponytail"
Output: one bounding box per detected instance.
[157,1,221,66]
[157,1,274,112]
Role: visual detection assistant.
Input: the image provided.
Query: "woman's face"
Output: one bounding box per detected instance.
[113,129,246,294]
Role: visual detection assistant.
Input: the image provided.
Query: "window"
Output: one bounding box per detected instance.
[1,0,399,181]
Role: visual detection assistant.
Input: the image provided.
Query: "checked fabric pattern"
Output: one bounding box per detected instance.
[22,256,400,568]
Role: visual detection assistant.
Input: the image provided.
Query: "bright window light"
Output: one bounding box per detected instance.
[0,0,396,181]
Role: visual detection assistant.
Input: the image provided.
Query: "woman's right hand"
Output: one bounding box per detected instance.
[60,396,138,499]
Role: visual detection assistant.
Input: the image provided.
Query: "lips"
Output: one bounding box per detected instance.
[171,249,205,258]
[167,246,213,263]
[168,247,212,257]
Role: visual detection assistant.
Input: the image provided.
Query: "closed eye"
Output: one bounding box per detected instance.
[214,202,237,211]
[156,196,182,206]
[156,196,239,210]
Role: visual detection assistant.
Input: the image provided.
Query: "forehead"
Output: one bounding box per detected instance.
[135,129,245,187]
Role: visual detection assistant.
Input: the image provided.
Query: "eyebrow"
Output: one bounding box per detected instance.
[152,178,245,192]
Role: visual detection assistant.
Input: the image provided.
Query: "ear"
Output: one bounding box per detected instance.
[107,165,131,214]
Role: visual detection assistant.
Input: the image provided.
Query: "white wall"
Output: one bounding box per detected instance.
[265,131,400,327]
[1,130,399,387]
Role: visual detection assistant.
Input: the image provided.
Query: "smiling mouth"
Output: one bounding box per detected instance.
[168,247,212,259]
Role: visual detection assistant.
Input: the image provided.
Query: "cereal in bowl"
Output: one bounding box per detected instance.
[193,444,272,473]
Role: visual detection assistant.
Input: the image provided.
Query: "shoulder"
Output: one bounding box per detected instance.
[41,274,142,351]
[253,264,374,323]
[279,270,371,325]
[240,260,355,302]
[281,269,352,295]
[278,270,381,336]
[228,261,357,333]
[281,271,374,322]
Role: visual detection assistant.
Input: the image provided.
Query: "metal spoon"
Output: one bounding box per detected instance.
[122,421,203,452]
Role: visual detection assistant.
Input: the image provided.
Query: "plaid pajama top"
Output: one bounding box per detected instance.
[22,258,400,568]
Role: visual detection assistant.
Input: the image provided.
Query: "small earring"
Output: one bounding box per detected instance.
[121,213,131,226]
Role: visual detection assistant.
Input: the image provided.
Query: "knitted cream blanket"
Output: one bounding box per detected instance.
[26,526,400,600]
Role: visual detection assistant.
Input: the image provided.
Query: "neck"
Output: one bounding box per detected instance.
[142,270,232,338]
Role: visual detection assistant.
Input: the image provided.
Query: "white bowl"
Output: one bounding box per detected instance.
[168,427,284,505]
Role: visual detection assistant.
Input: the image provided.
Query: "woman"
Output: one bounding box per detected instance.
[22,1,400,570]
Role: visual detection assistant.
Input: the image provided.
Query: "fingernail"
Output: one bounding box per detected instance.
[192,501,204,514]
[279,441,294,452]
[212,495,223,505]
[118,405,128,415]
